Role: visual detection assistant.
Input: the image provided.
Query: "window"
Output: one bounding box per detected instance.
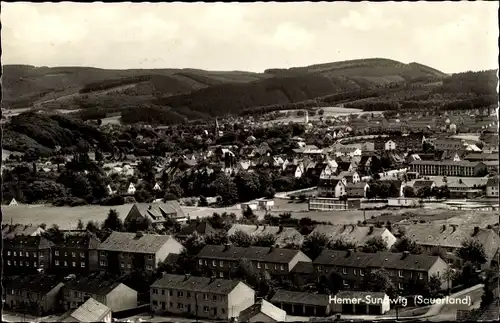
[81,262,85,268]
[178,291,184,297]
[342,268,347,275]
[212,260,216,266]
[169,290,173,296]
[170,302,173,308]
[219,272,224,278]
[65,252,68,257]
[274,264,278,270]
[72,252,76,257]
[161,290,165,296]
[213,295,217,301]
[317,265,322,272]
[148,255,153,260]
[398,283,403,290]
[153,289,158,294]
[54,250,59,256]
[222,309,226,314]
[280,264,284,271]
[7,251,11,256]
[32,252,36,257]
[199,259,203,265]
[178,303,184,309]
[14,252,17,256]
[40,253,44,258]
[74,292,78,298]
[353,269,357,276]
[127,264,131,269]
[100,252,106,257]
[25,252,29,258]
[187,292,191,299]
[219,261,223,267]
[55,260,60,266]
[20,252,24,257]
[203,294,208,300]
[72,262,76,267]
[398,270,404,278]
[343,279,348,286]
[418,273,423,280]
[120,263,124,268]
[257,262,261,269]
[20,262,23,267]
[203,306,209,312]
[100,261,106,266]
[14,261,17,266]
[7,260,11,265]
[80,252,85,258]
[264,263,268,269]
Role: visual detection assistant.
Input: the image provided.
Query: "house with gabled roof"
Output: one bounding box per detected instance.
[150,274,255,320]
[309,224,397,250]
[177,221,217,240]
[124,201,187,230]
[346,182,369,198]
[337,171,360,184]
[61,273,137,312]
[317,177,346,198]
[486,176,499,197]
[98,232,183,274]
[59,298,112,323]
[239,299,287,323]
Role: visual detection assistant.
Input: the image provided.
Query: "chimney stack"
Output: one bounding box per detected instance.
[473,226,479,236]
[224,243,231,251]
[184,274,191,281]
[278,225,284,234]
[347,249,354,257]
[402,251,410,259]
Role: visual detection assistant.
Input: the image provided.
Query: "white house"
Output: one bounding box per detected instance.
[337,171,361,184]
[258,200,275,211]
[385,140,397,151]
[486,176,499,197]
[106,185,115,196]
[388,197,419,207]
[153,183,162,191]
[127,183,136,195]
[320,160,338,179]
[318,178,346,198]
[8,198,18,206]
[294,163,305,179]
[241,202,258,211]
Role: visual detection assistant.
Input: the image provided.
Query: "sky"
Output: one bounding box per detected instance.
[1,2,498,74]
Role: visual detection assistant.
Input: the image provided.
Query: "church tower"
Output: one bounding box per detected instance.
[214,117,220,139]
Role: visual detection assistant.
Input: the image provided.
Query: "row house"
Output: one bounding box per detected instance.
[313,250,449,291]
[196,245,311,278]
[393,224,500,269]
[61,274,137,312]
[2,224,45,239]
[227,224,304,248]
[3,236,53,274]
[98,232,183,275]
[3,275,65,316]
[150,274,255,320]
[410,160,487,177]
[434,138,466,152]
[51,233,101,274]
[309,224,397,250]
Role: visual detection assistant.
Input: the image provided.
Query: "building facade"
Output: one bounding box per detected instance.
[410,160,487,177]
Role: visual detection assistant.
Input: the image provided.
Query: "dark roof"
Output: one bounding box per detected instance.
[411,160,482,167]
[314,250,442,272]
[164,253,181,264]
[271,289,330,307]
[346,182,368,189]
[178,221,216,237]
[57,233,100,249]
[64,298,112,322]
[318,178,342,187]
[197,245,306,264]
[290,261,315,275]
[3,236,54,249]
[98,232,176,254]
[3,275,63,294]
[151,274,244,295]
[487,176,499,187]
[239,300,286,322]
[63,274,124,295]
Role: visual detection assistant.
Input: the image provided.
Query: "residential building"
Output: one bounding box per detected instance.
[346,182,369,198]
[317,178,346,198]
[385,140,396,151]
[61,275,137,312]
[238,299,287,323]
[313,250,449,290]
[410,160,487,177]
[2,224,45,239]
[3,236,53,274]
[124,202,186,230]
[98,232,183,274]
[241,202,258,211]
[309,224,397,250]
[393,224,500,269]
[434,138,466,151]
[446,178,485,198]
[126,183,136,195]
[487,176,499,197]
[3,275,64,315]
[227,224,304,248]
[258,199,275,211]
[331,291,390,315]
[412,180,436,194]
[150,274,255,320]
[177,221,217,240]
[51,233,100,274]
[270,290,331,317]
[387,197,419,207]
[464,153,498,162]
[483,160,499,174]
[337,171,361,184]
[319,160,338,179]
[196,245,311,277]
[59,298,112,323]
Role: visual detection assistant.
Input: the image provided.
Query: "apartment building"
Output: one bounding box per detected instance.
[393,224,500,269]
[317,177,346,198]
[227,224,304,248]
[345,182,369,198]
[313,250,449,290]
[2,224,45,239]
[51,233,100,274]
[309,224,397,250]
[434,138,466,151]
[3,236,53,274]
[61,275,137,312]
[150,274,255,320]
[410,160,487,177]
[308,198,360,211]
[487,176,499,197]
[196,245,311,278]
[98,232,183,274]
[3,275,64,315]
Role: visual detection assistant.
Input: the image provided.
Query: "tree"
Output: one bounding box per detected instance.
[302,232,331,260]
[318,109,325,116]
[242,207,258,224]
[362,236,388,253]
[456,239,487,267]
[42,224,64,244]
[103,209,124,232]
[366,268,395,295]
[76,219,85,230]
[457,261,481,287]
[330,238,358,251]
[428,274,444,298]
[183,232,206,256]
[204,230,229,245]
[391,237,423,254]
[442,267,457,295]
[253,233,277,247]
[213,173,239,206]
[229,230,254,247]
[167,184,184,199]
[198,196,208,207]
[402,186,415,198]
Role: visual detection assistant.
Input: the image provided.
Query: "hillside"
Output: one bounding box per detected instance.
[1,65,270,110]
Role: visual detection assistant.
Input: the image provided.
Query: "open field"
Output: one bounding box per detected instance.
[1,204,241,230]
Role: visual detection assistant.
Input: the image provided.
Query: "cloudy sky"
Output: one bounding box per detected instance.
[2,2,498,73]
